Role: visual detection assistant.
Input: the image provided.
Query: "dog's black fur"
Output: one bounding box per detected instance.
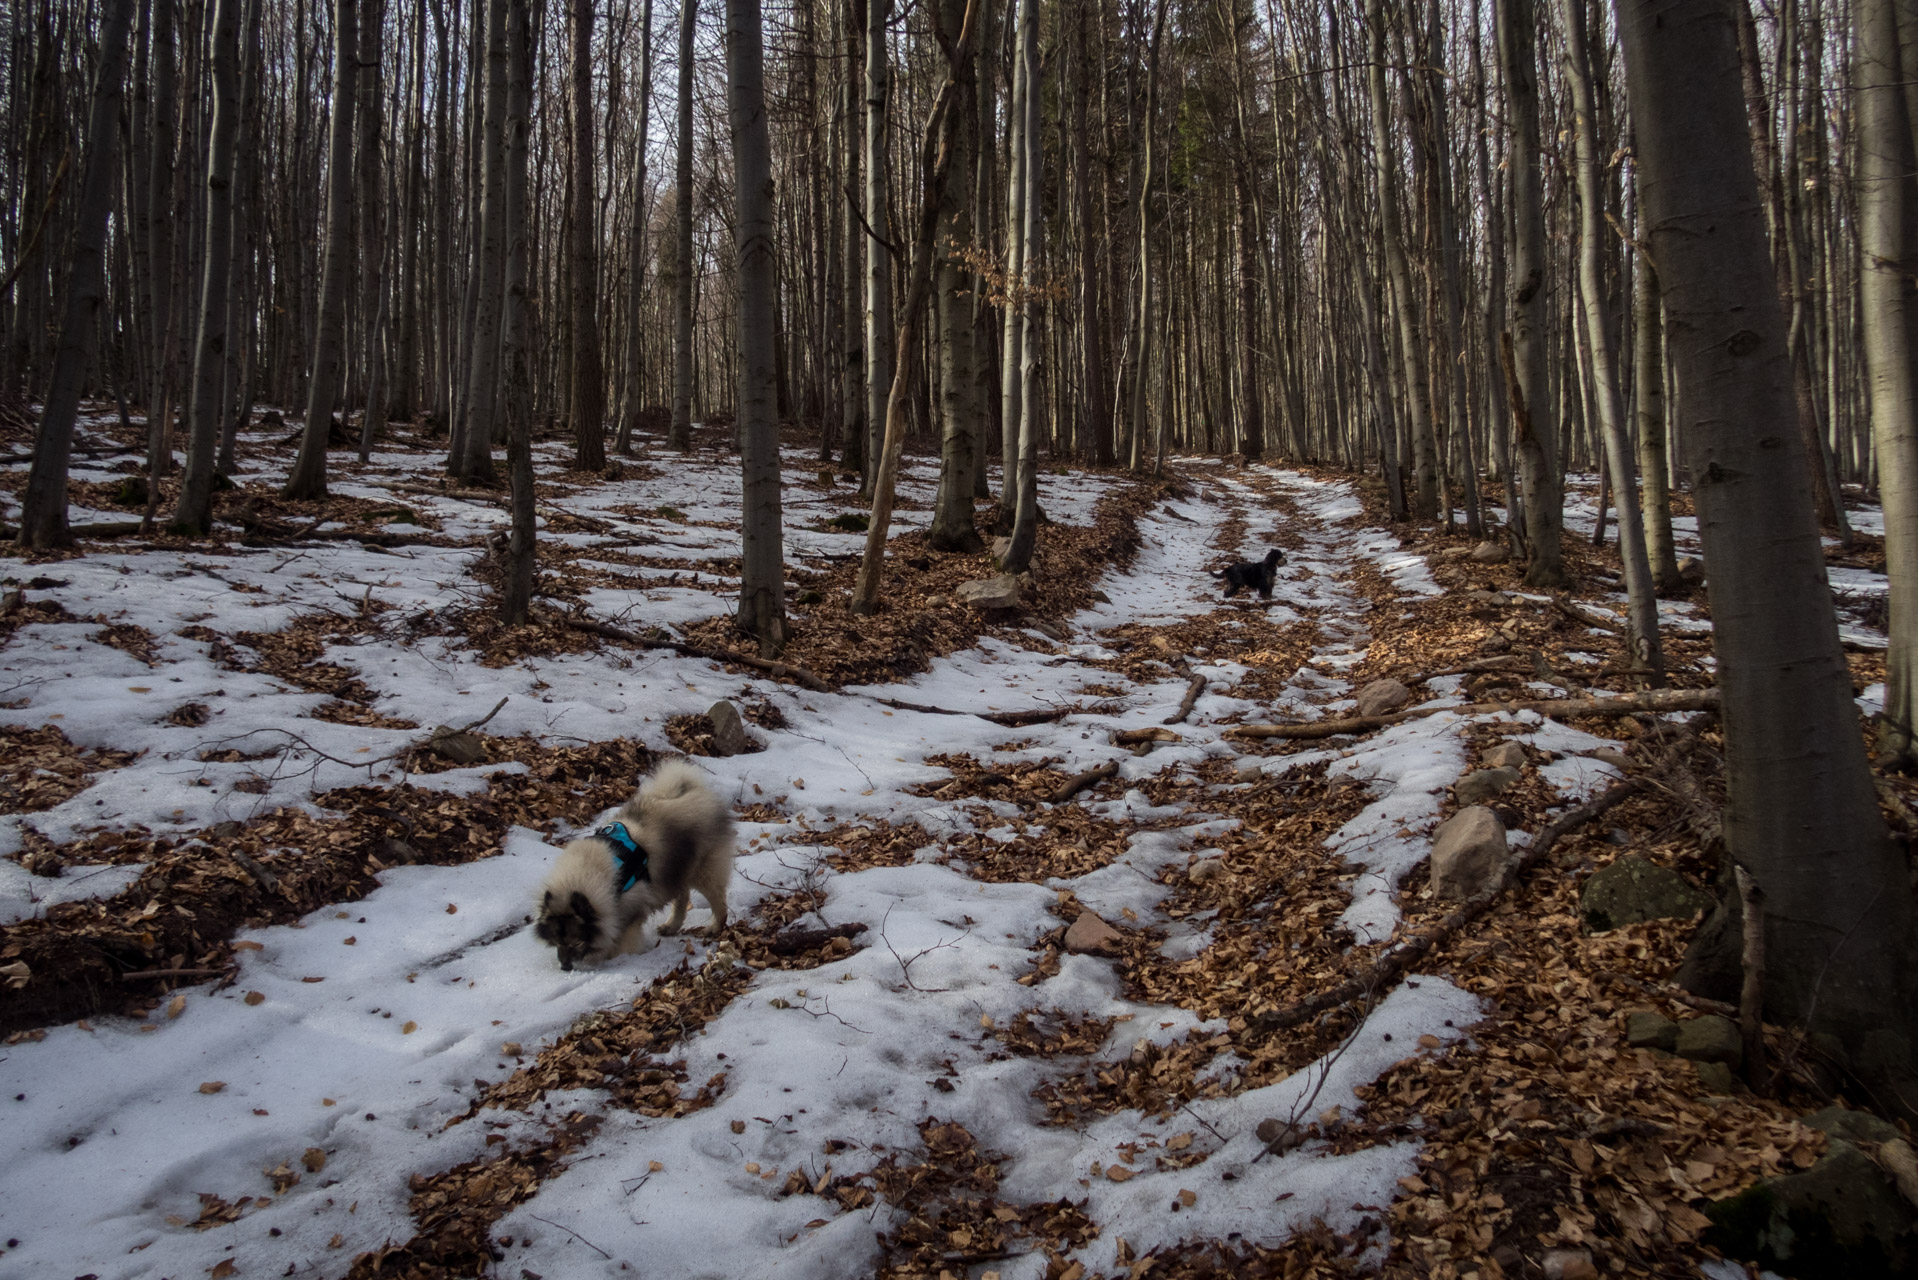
[1209,548,1285,599]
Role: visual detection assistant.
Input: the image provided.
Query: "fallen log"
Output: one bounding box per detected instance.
[1225,686,1719,740]
[566,616,831,692]
[1050,760,1119,803]
[0,519,146,540]
[1164,674,1208,725]
[1257,775,1651,1032]
[766,923,868,956]
[870,696,1073,727]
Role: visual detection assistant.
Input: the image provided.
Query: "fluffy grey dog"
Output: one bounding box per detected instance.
[534,759,735,971]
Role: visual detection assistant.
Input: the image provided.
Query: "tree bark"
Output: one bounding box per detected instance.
[284,0,359,499]
[1622,0,1918,1119]
[616,0,655,455]
[449,0,506,485]
[862,0,895,499]
[569,0,606,470]
[173,0,243,534]
[1494,0,1566,586]
[927,0,983,551]
[16,0,136,548]
[670,0,698,450]
[1000,0,1042,573]
[729,0,788,652]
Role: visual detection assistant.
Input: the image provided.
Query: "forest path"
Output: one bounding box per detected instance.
[2,452,1494,1280]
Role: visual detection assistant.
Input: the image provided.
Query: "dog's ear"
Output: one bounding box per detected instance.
[570,891,597,925]
[542,890,553,910]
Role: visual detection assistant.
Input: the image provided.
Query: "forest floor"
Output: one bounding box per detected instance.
[0,409,1903,1280]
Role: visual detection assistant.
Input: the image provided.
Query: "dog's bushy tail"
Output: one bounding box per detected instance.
[638,757,711,805]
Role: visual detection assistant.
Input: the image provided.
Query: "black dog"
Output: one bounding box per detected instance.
[1209,548,1285,599]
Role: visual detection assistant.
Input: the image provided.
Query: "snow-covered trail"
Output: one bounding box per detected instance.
[2,441,1493,1280]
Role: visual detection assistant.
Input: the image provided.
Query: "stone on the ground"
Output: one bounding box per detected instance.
[1676,1014,1743,1068]
[1234,757,1266,782]
[1089,588,1111,604]
[1588,746,1631,769]
[1580,854,1712,932]
[991,535,1013,563]
[1355,678,1413,717]
[706,700,750,757]
[1436,545,1475,561]
[956,574,1022,610]
[1679,556,1706,585]
[1064,911,1124,955]
[1705,1137,1918,1275]
[1804,1104,1904,1148]
[1454,766,1521,806]
[1469,540,1510,563]
[1541,1248,1598,1280]
[1624,1010,1679,1053]
[1694,1061,1738,1094]
[1483,741,1527,770]
[1431,806,1509,902]
[1188,858,1225,885]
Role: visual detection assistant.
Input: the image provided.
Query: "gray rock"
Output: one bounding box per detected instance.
[1482,741,1527,770]
[1355,678,1414,718]
[1804,1105,1904,1149]
[1679,556,1706,585]
[1676,1014,1743,1068]
[1234,757,1266,782]
[1694,1060,1738,1094]
[1580,854,1711,933]
[1469,540,1510,563]
[706,700,750,757]
[956,574,1023,610]
[1090,588,1112,604]
[1540,1248,1598,1280]
[1454,766,1522,806]
[1435,545,1476,561]
[1705,1139,1918,1275]
[1431,806,1510,902]
[991,535,1013,563]
[1588,746,1632,769]
[1624,1010,1680,1053]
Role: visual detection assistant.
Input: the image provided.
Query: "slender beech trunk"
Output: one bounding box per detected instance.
[1560,0,1662,679]
[145,0,177,482]
[1125,0,1172,472]
[1633,229,1682,594]
[450,0,506,484]
[928,0,983,550]
[1072,0,1110,466]
[173,0,242,533]
[862,0,894,498]
[1365,0,1437,516]
[728,0,787,650]
[1001,0,1042,572]
[617,0,654,454]
[1623,0,1918,1120]
[840,0,866,473]
[284,0,358,498]
[670,0,697,450]
[16,0,135,548]
[501,0,535,622]
[1861,0,1918,768]
[570,0,606,469]
[851,0,981,612]
[356,0,387,455]
[1495,0,1567,586]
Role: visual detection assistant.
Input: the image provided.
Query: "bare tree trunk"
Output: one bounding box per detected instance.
[1001,0,1042,572]
[570,0,606,470]
[1495,0,1567,586]
[861,0,894,499]
[449,0,505,484]
[1633,224,1683,594]
[728,0,788,651]
[1559,0,1662,679]
[1366,0,1437,516]
[851,0,982,613]
[284,0,358,499]
[173,0,242,534]
[670,0,697,450]
[16,0,135,548]
[839,0,866,474]
[928,0,983,551]
[501,0,536,623]
[1860,0,1918,769]
[355,0,387,457]
[1124,0,1172,472]
[616,0,654,454]
[144,0,178,484]
[1623,0,1918,1121]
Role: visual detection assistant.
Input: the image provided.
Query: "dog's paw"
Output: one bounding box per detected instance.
[656,922,682,937]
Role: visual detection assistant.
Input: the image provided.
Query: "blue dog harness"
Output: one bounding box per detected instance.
[597,822,652,893]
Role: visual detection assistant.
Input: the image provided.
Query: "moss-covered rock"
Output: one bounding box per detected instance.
[1580,854,1711,932]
